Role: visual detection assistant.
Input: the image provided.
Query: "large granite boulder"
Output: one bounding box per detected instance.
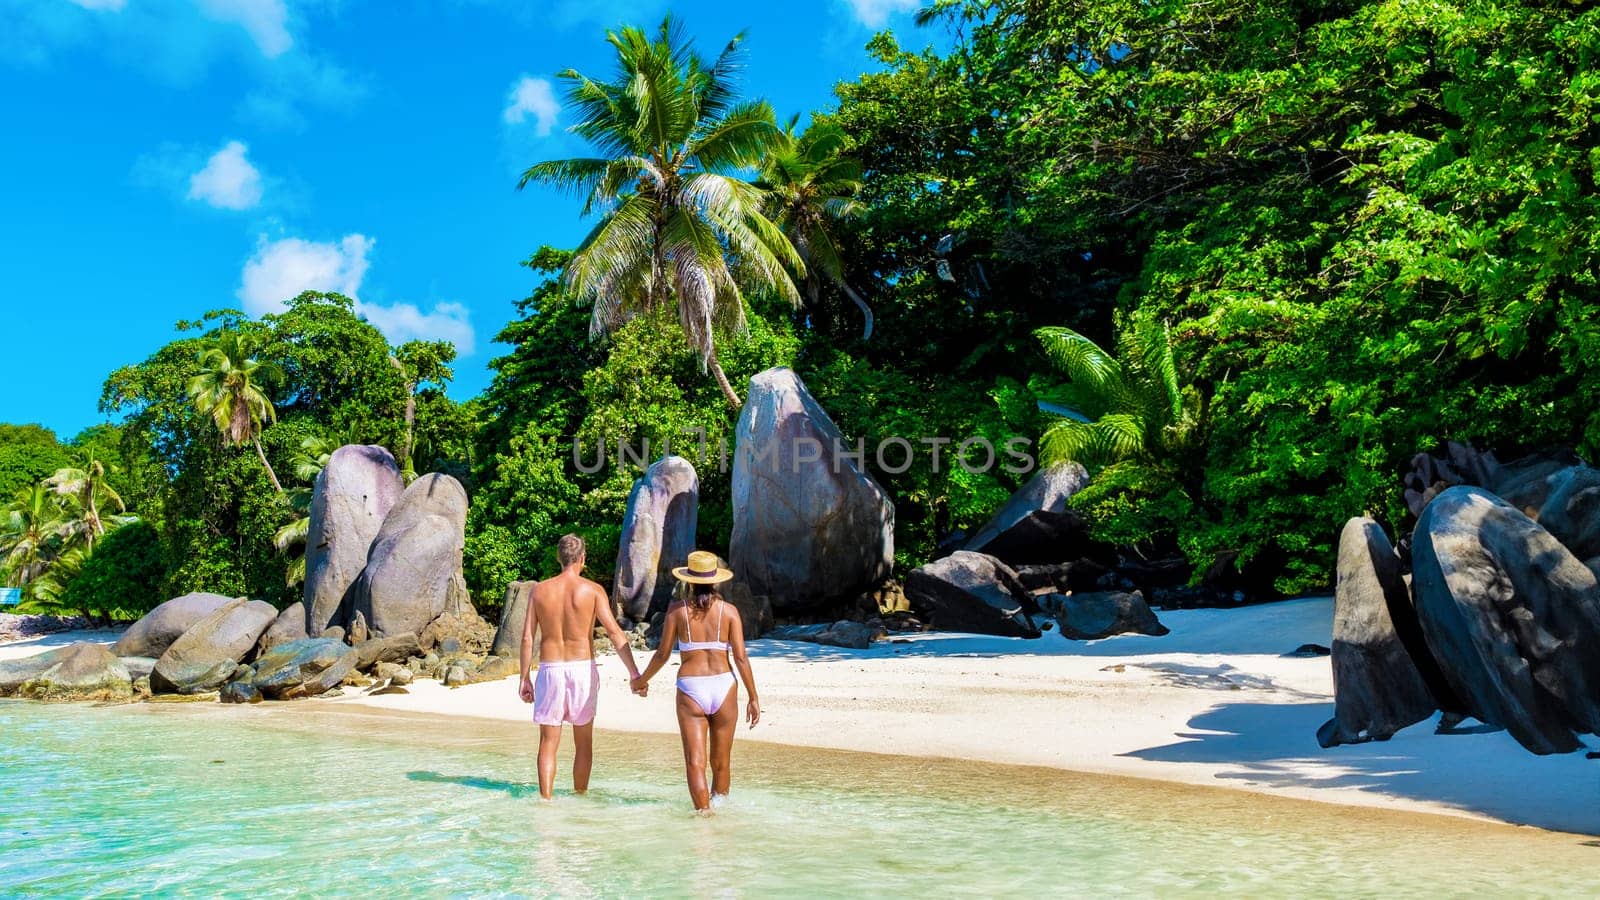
[962,462,1093,565]
[420,606,495,654]
[348,473,470,639]
[491,580,535,659]
[111,592,236,658]
[150,599,277,694]
[1412,487,1600,754]
[904,550,1039,637]
[303,445,405,637]
[730,368,894,611]
[1318,518,1449,748]
[257,602,308,654]
[1493,464,1600,560]
[251,638,359,700]
[0,642,132,701]
[1039,590,1167,640]
[613,456,699,621]
[722,580,773,641]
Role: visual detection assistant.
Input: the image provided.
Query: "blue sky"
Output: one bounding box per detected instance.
[0,0,935,439]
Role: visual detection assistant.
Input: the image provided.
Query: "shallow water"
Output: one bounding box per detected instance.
[2,701,1597,897]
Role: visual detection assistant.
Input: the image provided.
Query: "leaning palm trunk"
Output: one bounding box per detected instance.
[707,347,742,409]
[838,279,873,341]
[253,436,284,493]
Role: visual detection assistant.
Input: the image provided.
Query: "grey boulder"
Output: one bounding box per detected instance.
[1039,590,1167,640]
[730,368,894,611]
[354,632,422,672]
[1494,464,1600,560]
[962,462,1092,565]
[490,580,535,659]
[905,550,1040,637]
[150,599,277,694]
[111,592,236,659]
[1412,487,1600,754]
[257,602,308,654]
[348,473,471,639]
[1318,518,1446,748]
[251,638,359,700]
[613,455,699,621]
[2,642,131,702]
[303,444,405,637]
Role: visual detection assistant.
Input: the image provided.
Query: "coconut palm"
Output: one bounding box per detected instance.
[518,17,802,408]
[43,454,131,554]
[1033,319,1206,488]
[760,120,874,340]
[188,331,285,492]
[0,485,67,588]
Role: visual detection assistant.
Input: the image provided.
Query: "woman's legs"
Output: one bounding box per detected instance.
[676,690,712,811]
[708,680,739,799]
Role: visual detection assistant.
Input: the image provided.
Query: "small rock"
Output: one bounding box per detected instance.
[342,671,374,687]
[322,625,345,643]
[231,664,255,682]
[348,609,369,644]
[220,681,263,704]
[322,688,344,698]
[1286,644,1331,658]
[439,637,463,654]
[369,683,409,696]
[443,665,468,687]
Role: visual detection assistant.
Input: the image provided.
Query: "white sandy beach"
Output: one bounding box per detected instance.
[9,599,1600,834]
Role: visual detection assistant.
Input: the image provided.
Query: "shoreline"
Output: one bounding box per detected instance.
[10,597,1600,835]
[135,698,1600,849]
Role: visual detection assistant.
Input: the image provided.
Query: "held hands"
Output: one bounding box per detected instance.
[746,698,761,728]
[518,677,534,704]
[630,674,649,696]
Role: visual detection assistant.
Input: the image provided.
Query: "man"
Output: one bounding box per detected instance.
[519,533,642,800]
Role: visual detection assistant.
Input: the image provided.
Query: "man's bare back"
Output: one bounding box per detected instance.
[530,570,609,663]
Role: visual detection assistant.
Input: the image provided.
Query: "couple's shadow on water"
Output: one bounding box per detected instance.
[408,771,543,798]
[407,771,660,807]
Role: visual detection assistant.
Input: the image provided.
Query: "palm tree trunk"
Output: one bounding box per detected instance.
[838,279,874,342]
[707,346,742,409]
[253,435,285,493]
[389,356,417,477]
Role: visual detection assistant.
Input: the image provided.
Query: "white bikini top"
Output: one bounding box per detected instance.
[675,603,730,654]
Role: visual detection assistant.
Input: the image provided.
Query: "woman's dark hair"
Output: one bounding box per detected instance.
[688,583,720,612]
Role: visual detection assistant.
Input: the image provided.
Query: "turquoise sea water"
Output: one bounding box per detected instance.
[2,701,1598,898]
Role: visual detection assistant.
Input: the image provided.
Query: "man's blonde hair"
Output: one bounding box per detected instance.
[557,534,585,567]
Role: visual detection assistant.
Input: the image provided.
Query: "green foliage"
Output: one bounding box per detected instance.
[0,424,72,499]
[57,520,164,621]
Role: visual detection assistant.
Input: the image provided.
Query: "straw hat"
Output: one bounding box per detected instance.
[672,550,734,585]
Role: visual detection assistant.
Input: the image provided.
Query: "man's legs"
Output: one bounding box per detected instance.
[572,721,594,794]
[537,724,563,800]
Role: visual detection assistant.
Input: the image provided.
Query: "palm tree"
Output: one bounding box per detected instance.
[44,454,130,555]
[188,331,285,492]
[0,485,67,588]
[760,120,874,340]
[518,17,802,408]
[1033,319,1206,489]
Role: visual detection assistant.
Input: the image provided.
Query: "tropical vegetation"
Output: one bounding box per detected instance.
[9,0,1600,618]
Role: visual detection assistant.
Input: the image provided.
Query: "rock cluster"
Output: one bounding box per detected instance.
[1322,450,1600,755]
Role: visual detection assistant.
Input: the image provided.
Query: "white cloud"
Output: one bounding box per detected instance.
[239,233,372,315]
[186,140,263,209]
[844,0,918,27]
[237,234,476,354]
[196,0,292,58]
[67,0,126,10]
[358,300,476,356]
[503,76,559,136]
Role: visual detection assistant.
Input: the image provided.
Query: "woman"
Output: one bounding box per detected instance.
[632,550,761,811]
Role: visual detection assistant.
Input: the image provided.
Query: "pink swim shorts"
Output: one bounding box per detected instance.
[533,659,600,726]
